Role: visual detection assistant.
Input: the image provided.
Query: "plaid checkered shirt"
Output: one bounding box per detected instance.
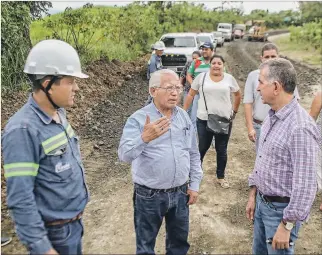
[249,98,320,221]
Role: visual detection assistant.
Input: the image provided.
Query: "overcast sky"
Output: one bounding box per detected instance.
[49,1,299,15]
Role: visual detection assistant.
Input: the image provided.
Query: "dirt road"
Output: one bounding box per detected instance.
[1,39,321,254]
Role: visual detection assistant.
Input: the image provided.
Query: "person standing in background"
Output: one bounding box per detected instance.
[244,43,300,152]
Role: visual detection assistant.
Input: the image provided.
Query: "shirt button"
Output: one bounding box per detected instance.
[264,139,266,142]
[259,156,262,158]
[256,171,258,173]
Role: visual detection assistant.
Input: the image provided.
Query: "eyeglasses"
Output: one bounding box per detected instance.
[156,85,183,93]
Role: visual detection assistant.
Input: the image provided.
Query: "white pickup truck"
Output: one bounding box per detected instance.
[217,23,234,42]
[159,33,201,74]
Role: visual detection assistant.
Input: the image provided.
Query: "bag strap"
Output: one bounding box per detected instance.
[201,72,209,114]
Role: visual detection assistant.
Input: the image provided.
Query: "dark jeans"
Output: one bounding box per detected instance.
[133,183,190,255]
[45,219,84,255]
[197,118,232,179]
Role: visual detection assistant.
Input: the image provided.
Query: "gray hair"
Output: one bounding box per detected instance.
[259,58,297,94]
[261,43,279,56]
[148,69,178,95]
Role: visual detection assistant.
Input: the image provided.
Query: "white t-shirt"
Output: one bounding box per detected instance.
[191,72,240,120]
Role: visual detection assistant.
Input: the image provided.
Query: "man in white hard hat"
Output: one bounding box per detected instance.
[147,41,165,80]
[2,39,89,255]
[145,41,165,105]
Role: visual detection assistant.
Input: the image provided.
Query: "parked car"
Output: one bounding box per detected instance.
[233,29,244,39]
[197,33,217,50]
[159,33,200,74]
[212,31,225,47]
[217,23,234,41]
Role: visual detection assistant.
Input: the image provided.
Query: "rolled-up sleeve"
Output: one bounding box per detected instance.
[283,126,318,221]
[243,72,255,104]
[2,127,53,254]
[248,171,256,187]
[118,115,148,163]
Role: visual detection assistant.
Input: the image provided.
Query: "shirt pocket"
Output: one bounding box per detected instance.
[271,141,291,168]
[41,143,75,182]
[172,126,192,150]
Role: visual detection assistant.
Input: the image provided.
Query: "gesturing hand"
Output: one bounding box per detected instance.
[141,115,171,143]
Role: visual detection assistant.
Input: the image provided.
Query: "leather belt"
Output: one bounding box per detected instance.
[259,191,290,203]
[253,118,263,125]
[135,182,188,193]
[45,212,83,226]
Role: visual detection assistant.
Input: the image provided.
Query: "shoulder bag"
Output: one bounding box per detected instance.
[201,73,231,135]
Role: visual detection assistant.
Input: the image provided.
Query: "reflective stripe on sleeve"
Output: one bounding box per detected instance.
[4,162,39,178]
[42,132,68,155]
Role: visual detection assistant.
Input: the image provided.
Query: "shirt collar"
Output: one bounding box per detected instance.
[28,94,64,125]
[150,100,178,118]
[154,54,161,59]
[268,97,297,120]
[199,57,205,62]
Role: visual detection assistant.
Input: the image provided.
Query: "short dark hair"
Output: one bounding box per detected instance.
[261,43,279,56]
[192,51,201,57]
[259,58,297,94]
[210,54,225,64]
[28,74,61,92]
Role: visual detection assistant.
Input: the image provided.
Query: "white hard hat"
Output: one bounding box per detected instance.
[24,39,88,78]
[154,41,165,51]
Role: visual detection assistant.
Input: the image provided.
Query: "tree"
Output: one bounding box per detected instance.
[299,1,322,23]
[1,1,52,90]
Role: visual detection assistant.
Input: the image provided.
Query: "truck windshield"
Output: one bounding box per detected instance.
[197,36,211,43]
[161,37,196,47]
[219,25,231,29]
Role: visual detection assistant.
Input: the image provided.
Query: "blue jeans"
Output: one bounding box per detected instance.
[45,219,84,255]
[184,91,199,132]
[197,118,232,179]
[253,121,262,153]
[253,193,301,255]
[133,184,190,255]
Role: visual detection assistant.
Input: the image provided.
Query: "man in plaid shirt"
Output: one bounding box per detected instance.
[246,58,320,254]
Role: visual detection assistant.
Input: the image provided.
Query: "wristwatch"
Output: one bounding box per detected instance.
[282,219,295,231]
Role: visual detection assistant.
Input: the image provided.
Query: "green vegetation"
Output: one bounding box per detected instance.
[1,1,52,92]
[30,2,246,64]
[2,1,321,92]
[289,20,322,54]
[270,25,322,67]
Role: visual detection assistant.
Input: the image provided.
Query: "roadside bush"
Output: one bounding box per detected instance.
[1,2,31,91]
[289,20,322,53]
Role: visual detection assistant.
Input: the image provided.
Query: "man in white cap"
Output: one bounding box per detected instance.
[145,41,166,105]
[2,39,89,255]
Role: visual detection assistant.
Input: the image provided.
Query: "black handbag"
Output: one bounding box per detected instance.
[201,73,231,135]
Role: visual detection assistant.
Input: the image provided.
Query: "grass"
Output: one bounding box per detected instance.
[270,34,321,67]
[29,6,143,63]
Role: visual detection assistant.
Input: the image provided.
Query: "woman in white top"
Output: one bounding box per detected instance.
[183,55,241,188]
[309,91,322,211]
